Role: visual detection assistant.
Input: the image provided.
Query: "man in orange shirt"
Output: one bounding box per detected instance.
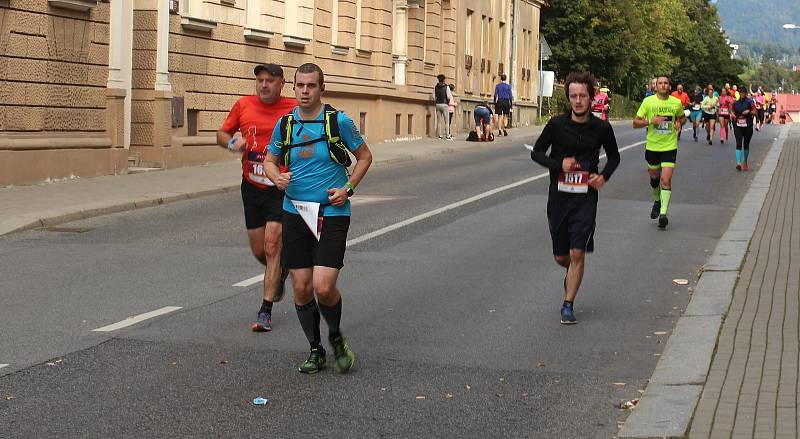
[671,83,690,140]
[217,63,298,332]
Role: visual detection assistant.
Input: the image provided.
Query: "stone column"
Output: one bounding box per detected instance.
[392,0,409,85]
[153,0,173,151]
[106,0,133,150]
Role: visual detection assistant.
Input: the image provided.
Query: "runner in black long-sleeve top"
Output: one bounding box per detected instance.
[531,71,620,324]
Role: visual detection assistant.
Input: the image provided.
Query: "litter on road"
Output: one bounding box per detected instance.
[673,278,689,285]
[253,397,269,405]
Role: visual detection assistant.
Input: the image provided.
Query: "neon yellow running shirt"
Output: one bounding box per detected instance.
[636,95,684,152]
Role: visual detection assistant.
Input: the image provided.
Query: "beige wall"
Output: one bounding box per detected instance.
[0,0,544,186]
[0,1,127,186]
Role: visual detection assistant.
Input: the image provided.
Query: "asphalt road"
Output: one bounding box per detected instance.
[0,123,781,438]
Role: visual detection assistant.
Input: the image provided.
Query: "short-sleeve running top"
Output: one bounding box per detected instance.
[221,96,298,188]
[636,95,684,152]
[268,106,364,216]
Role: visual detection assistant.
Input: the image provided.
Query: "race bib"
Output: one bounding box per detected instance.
[719,107,729,116]
[692,104,701,111]
[290,200,322,241]
[248,162,275,186]
[736,117,748,127]
[558,171,589,194]
[654,116,673,135]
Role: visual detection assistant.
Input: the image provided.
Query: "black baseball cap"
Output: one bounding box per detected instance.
[254,63,284,77]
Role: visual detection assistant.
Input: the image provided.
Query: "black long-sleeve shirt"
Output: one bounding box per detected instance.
[531,113,621,199]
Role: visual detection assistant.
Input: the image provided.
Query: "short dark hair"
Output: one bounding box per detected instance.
[655,74,671,84]
[254,63,284,77]
[294,63,325,86]
[437,74,446,83]
[500,74,507,81]
[564,72,596,99]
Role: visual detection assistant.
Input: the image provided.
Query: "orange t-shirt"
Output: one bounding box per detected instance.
[221,95,298,188]
[671,91,690,108]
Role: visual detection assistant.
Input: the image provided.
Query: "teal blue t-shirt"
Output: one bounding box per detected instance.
[268,106,364,216]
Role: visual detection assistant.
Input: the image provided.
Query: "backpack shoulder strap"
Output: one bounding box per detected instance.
[323,106,352,167]
[278,114,294,168]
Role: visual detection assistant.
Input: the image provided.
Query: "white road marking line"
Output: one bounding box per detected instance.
[233,274,264,287]
[91,306,183,332]
[346,140,646,247]
[233,138,647,284]
[0,364,8,369]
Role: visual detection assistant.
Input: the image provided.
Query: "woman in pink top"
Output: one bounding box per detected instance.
[749,85,766,131]
[718,87,735,144]
[447,84,457,139]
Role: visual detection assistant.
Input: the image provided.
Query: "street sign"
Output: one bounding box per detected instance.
[540,71,554,97]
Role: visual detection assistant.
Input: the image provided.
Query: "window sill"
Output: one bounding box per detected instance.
[244,28,273,42]
[355,48,372,59]
[283,35,312,48]
[424,62,436,70]
[48,0,97,11]
[180,16,217,32]
[331,45,349,55]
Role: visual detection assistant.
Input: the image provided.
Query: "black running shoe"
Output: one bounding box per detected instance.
[658,214,669,229]
[650,201,661,220]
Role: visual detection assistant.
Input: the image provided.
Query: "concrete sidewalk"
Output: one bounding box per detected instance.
[619,123,798,439]
[0,125,542,237]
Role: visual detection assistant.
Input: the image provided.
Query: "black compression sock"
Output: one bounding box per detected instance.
[259,299,273,313]
[295,300,322,348]
[318,298,343,339]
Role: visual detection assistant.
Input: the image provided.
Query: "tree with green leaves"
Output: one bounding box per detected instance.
[541,0,744,99]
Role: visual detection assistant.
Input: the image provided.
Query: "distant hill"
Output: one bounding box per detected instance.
[715,0,800,52]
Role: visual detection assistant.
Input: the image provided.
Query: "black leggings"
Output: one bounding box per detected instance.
[733,125,753,150]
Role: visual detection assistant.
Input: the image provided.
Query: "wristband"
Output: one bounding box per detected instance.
[345,181,354,197]
[227,138,238,151]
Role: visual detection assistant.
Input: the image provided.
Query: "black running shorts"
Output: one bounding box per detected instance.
[547,196,597,256]
[495,99,512,115]
[645,149,677,169]
[241,180,284,230]
[701,112,717,122]
[282,212,350,269]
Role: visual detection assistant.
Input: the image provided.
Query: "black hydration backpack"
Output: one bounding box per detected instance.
[277,104,352,168]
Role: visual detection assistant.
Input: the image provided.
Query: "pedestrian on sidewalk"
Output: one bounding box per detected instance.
[473,102,495,141]
[264,63,373,374]
[494,74,513,136]
[432,74,454,140]
[447,83,458,138]
[216,63,297,332]
[530,72,620,325]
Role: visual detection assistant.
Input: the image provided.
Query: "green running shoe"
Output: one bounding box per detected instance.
[298,347,326,374]
[330,334,355,374]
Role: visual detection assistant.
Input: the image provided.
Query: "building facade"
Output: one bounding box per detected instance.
[0,0,545,186]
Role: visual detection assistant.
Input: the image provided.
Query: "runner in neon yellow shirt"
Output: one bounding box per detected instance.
[632,75,685,229]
